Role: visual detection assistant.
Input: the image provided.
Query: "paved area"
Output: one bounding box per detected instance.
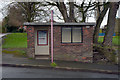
[2,53,119,74]
[2,66,118,78]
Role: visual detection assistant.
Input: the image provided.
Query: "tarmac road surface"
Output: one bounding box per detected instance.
[2,66,119,78]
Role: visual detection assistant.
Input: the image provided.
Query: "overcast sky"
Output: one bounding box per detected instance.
[0,1,120,28]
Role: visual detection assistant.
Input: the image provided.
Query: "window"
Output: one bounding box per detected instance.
[62,27,82,43]
[72,27,82,42]
[62,28,71,43]
[37,30,48,45]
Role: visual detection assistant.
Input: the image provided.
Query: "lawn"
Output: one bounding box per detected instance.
[2,33,27,48]
[98,36,120,46]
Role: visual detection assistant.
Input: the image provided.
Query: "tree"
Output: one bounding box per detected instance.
[93,2,110,44]
[103,2,120,46]
[74,0,97,22]
[17,2,40,22]
[3,1,105,23]
[2,16,9,32]
[44,0,101,22]
[56,1,71,22]
[7,4,25,26]
[17,2,53,22]
[3,2,51,26]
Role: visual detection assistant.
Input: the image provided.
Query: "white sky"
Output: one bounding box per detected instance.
[0,1,120,28]
[0,1,10,21]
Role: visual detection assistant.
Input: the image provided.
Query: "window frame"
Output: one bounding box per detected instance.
[37,30,48,46]
[61,26,83,43]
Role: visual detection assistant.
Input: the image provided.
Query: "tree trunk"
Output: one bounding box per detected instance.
[81,11,86,22]
[57,1,76,22]
[103,2,119,46]
[69,2,75,22]
[57,2,70,22]
[93,2,110,44]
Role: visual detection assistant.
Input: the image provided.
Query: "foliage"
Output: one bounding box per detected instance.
[2,26,6,33]
[6,26,18,32]
[2,16,9,32]
[50,62,57,67]
[2,33,27,48]
[18,28,24,33]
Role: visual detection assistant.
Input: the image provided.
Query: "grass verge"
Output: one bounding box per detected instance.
[98,36,120,46]
[2,33,27,48]
[2,50,27,57]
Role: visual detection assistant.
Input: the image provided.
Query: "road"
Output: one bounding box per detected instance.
[2,66,119,78]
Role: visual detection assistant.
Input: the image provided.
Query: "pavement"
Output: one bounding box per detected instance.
[2,53,119,74]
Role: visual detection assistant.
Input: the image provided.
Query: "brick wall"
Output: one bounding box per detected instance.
[27,25,93,62]
[49,26,93,62]
[27,26,35,58]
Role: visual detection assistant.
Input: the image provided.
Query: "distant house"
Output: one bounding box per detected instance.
[24,22,95,62]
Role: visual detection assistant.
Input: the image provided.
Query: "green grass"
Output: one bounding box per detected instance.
[98,36,120,46]
[2,33,27,48]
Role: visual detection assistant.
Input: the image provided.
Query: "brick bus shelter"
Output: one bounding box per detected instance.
[24,22,95,62]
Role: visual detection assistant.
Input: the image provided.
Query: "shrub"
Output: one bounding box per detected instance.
[2,26,6,33]
[50,62,57,67]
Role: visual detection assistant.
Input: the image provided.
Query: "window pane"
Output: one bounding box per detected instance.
[38,31,47,44]
[72,27,82,42]
[62,28,71,43]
